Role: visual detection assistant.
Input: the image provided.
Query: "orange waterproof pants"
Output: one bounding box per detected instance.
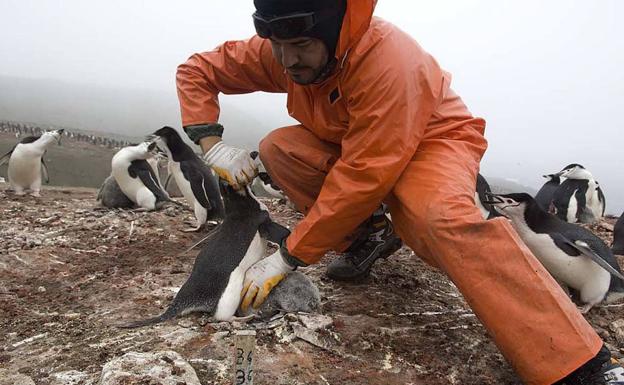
[259,124,602,385]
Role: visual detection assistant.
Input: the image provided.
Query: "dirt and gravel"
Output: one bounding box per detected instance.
[1,185,623,385]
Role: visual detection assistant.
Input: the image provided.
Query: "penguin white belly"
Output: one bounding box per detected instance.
[8,149,41,188]
[519,231,610,304]
[213,232,267,321]
[111,158,149,206]
[170,162,196,210]
[566,193,578,223]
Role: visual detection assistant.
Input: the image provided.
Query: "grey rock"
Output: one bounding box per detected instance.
[100,351,200,385]
[0,370,35,385]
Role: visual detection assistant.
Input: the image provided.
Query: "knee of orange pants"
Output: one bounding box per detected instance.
[258,125,340,214]
[388,187,485,270]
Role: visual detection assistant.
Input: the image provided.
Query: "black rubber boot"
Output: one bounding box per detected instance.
[326,213,402,281]
[555,345,624,385]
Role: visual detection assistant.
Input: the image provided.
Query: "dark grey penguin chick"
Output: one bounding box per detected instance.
[96,175,134,209]
[613,213,624,255]
[485,192,624,313]
[534,173,561,211]
[151,126,224,231]
[119,184,289,328]
[239,271,321,319]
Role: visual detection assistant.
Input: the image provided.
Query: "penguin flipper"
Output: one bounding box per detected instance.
[573,240,624,281]
[259,219,290,245]
[0,147,15,167]
[552,233,624,280]
[41,158,50,184]
[180,163,211,209]
[598,187,606,217]
[128,160,169,202]
[164,173,173,191]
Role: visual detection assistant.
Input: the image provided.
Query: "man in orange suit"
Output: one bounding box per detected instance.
[176,1,623,383]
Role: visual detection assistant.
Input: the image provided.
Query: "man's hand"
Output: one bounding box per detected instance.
[203,141,258,190]
[240,249,295,311]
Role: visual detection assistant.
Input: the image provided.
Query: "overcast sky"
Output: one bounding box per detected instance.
[1,0,623,213]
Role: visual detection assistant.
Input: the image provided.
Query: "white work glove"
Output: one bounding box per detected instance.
[203,142,257,190]
[240,249,295,311]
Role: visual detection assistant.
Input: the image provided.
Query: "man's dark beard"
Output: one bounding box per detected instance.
[312,58,337,84]
[289,58,336,85]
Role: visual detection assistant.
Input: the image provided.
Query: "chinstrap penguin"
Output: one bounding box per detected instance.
[151,126,224,231]
[249,150,288,201]
[535,173,561,212]
[0,129,63,196]
[119,184,314,328]
[98,151,164,209]
[485,192,624,313]
[552,164,605,224]
[111,141,174,211]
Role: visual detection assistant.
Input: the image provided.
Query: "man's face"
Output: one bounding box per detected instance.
[269,36,329,85]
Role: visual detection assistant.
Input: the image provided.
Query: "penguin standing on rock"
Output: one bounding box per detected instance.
[613,213,624,255]
[111,141,173,211]
[534,174,561,211]
[151,126,224,231]
[119,185,317,328]
[0,129,64,196]
[485,192,624,313]
[552,164,605,224]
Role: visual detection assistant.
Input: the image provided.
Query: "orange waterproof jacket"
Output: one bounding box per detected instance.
[177,0,484,264]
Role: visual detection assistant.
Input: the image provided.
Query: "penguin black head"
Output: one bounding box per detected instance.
[542,174,560,183]
[219,182,269,220]
[152,126,181,143]
[556,163,593,180]
[151,126,193,159]
[561,163,585,171]
[484,192,538,218]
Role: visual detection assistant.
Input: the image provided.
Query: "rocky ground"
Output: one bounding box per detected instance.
[1,185,623,385]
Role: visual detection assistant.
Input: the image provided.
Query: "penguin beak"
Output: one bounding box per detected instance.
[482,192,502,205]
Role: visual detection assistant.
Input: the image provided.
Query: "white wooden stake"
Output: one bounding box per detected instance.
[233,330,256,385]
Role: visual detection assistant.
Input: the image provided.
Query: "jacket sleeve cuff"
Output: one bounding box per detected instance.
[183,123,224,144]
[281,238,308,269]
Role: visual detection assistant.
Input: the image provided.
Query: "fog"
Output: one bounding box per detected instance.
[1,1,622,213]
